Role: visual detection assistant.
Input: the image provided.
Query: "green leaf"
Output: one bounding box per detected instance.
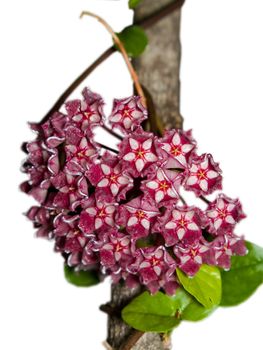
[129,0,142,9]
[64,265,100,287]
[122,291,180,332]
[221,241,263,306]
[170,288,192,312]
[176,265,222,309]
[172,288,216,322]
[116,25,148,58]
[182,301,216,321]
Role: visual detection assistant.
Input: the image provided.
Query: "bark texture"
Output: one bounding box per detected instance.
[106,1,182,349]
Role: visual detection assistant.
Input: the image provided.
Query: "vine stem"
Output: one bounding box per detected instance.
[40,0,185,124]
[80,11,146,106]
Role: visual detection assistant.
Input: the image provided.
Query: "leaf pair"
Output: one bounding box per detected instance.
[122,265,221,332]
[122,241,263,332]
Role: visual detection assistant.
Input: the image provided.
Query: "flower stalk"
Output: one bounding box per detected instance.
[80,11,146,106]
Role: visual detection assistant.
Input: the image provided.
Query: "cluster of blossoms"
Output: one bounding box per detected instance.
[21,88,247,295]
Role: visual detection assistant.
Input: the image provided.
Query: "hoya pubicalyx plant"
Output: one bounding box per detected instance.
[20,4,263,349]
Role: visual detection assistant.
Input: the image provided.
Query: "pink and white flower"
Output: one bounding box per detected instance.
[119,128,158,176]
[99,230,133,269]
[21,88,248,289]
[65,88,104,132]
[141,167,182,205]
[117,196,159,239]
[174,242,211,276]
[26,206,54,239]
[109,96,147,133]
[129,246,177,294]
[79,196,117,235]
[212,234,247,270]
[159,129,196,168]
[184,153,222,196]
[159,206,207,246]
[206,194,246,234]
[88,160,133,201]
[52,173,89,210]
[65,136,98,175]
[54,214,98,267]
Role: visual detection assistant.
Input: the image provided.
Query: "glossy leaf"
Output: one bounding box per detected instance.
[116,25,148,58]
[64,265,100,287]
[172,288,216,322]
[177,265,222,309]
[221,241,263,306]
[122,291,180,332]
[129,0,142,9]
[182,301,216,321]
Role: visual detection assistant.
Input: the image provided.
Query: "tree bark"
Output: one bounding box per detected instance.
[106,1,183,349]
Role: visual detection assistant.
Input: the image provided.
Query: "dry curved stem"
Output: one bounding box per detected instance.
[40,0,185,125]
[80,11,146,106]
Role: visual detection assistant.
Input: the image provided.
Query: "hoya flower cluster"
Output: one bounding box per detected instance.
[21,88,247,295]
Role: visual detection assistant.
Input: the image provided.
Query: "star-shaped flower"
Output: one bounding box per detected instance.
[159,206,207,246]
[159,129,196,168]
[212,234,247,270]
[129,246,177,294]
[174,242,211,276]
[99,229,132,269]
[65,136,98,175]
[119,128,158,177]
[87,158,133,201]
[79,196,117,234]
[141,167,182,205]
[206,194,246,234]
[65,88,104,133]
[117,196,160,239]
[109,96,147,133]
[184,153,222,196]
[52,173,89,210]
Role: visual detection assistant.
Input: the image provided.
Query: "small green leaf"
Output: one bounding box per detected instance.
[129,0,142,9]
[122,291,180,332]
[116,25,148,58]
[182,301,216,322]
[170,288,192,312]
[171,288,216,322]
[221,241,263,306]
[176,265,222,309]
[64,265,100,287]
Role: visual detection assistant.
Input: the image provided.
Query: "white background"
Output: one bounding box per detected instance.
[0,0,263,349]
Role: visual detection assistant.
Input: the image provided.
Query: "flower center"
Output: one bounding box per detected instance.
[68,186,76,193]
[159,181,169,191]
[83,111,94,120]
[151,257,160,266]
[197,170,207,179]
[136,210,146,219]
[110,174,118,183]
[136,147,146,158]
[178,218,187,227]
[115,243,123,252]
[172,146,181,156]
[218,209,227,218]
[98,209,106,218]
[190,249,197,257]
[77,150,85,158]
[123,107,132,118]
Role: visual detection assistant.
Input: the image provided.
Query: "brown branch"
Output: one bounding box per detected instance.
[40,47,114,124]
[119,330,144,350]
[40,0,186,124]
[137,0,186,29]
[199,195,211,205]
